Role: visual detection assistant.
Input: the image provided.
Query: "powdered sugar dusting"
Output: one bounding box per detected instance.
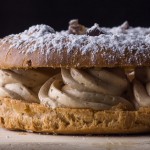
[1,24,56,54]
[1,24,150,65]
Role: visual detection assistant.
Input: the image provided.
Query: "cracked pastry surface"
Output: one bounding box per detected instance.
[1,97,150,134]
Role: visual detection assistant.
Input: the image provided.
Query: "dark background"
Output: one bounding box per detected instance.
[0,0,150,37]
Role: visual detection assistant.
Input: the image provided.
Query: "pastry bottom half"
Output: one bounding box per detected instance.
[0,98,150,134]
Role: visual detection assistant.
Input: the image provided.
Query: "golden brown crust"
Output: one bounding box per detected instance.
[0,40,150,69]
[0,97,150,134]
[0,24,150,69]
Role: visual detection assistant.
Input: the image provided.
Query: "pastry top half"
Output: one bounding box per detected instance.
[0,20,150,112]
[0,20,150,69]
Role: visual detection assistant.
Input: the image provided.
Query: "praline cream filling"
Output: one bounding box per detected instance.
[39,68,133,110]
[0,69,52,103]
[0,68,134,110]
[133,67,150,107]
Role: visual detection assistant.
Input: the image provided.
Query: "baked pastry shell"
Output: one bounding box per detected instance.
[0,97,150,134]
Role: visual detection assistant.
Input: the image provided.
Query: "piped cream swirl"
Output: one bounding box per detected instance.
[39,68,133,110]
[133,67,150,107]
[0,69,55,103]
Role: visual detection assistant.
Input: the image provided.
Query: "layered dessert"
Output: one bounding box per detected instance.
[0,20,150,134]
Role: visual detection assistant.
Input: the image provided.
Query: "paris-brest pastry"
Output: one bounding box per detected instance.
[0,20,150,134]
